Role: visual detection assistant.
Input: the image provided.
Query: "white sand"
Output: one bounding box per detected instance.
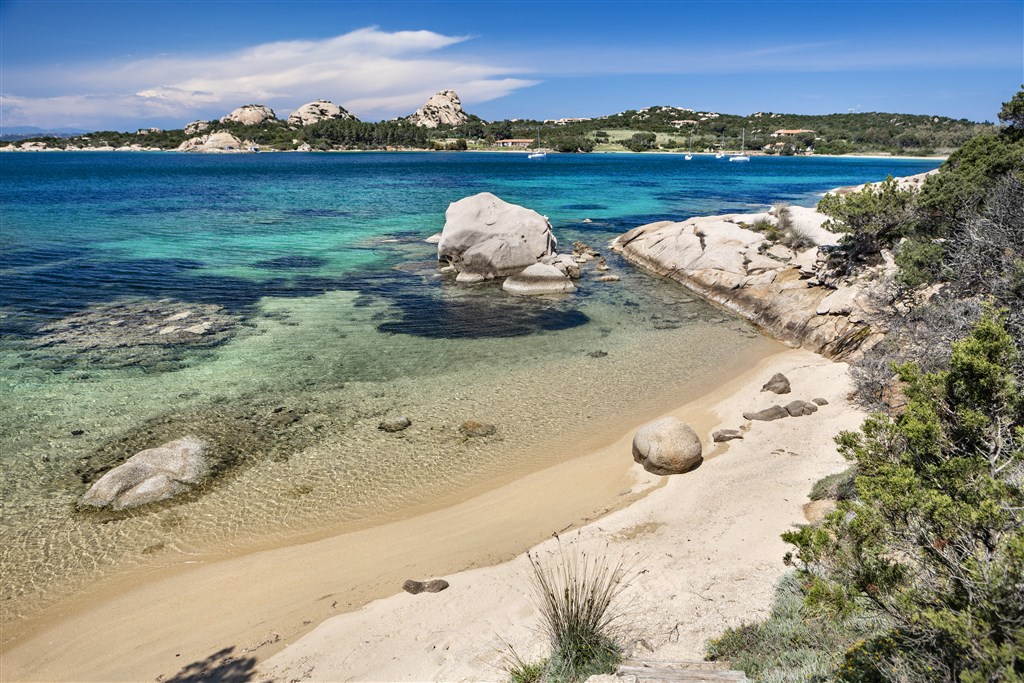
[259,349,863,682]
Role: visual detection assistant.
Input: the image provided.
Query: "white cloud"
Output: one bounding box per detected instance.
[0,27,538,129]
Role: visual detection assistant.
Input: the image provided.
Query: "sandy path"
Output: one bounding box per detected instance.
[258,349,862,682]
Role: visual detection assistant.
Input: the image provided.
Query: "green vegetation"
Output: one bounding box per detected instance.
[783,309,1023,682]
[706,573,878,681]
[503,545,630,683]
[10,99,992,155]
[709,87,1024,683]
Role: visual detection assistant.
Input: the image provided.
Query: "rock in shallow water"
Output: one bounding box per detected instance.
[632,417,703,475]
[460,420,496,437]
[502,263,576,296]
[78,437,208,511]
[379,416,412,432]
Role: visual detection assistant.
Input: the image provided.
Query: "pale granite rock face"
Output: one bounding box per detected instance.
[407,90,469,128]
[287,100,356,126]
[502,263,576,296]
[438,193,556,278]
[184,120,210,135]
[79,437,208,511]
[632,417,703,475]
[220,104,277,125]
[177,131,244,152]
[610,203,898,360]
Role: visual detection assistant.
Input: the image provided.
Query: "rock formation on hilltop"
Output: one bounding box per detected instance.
[287,100,357,126]
[184,120,211,135]
[407,90,469,128]
[220,104,277,125]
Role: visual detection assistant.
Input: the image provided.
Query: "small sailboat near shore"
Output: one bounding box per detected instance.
[528,127,546,159]
[729,129,750,162]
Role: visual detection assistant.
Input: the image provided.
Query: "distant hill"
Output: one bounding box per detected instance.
[1,126,90,141]
[3,98,990,156]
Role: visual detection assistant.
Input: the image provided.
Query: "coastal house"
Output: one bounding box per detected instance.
[771,129,816,138]
[670,120,699,127]
[494,138,535,148]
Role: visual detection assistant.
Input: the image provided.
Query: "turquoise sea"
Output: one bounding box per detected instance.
[0,151,941,625]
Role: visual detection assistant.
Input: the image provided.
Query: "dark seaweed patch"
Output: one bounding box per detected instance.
[252,255,328,270]
[377,292,589,339]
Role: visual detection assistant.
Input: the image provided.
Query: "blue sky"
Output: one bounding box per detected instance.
[1,0,1021,130]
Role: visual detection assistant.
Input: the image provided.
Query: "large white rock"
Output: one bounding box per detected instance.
[407,90,469,128]
[438,193,557,278]
[502,263,577,296]
[632,417,703,475]
[184,120,210,135]
[220,104,277,125]
[177,131,244,153]
[79,437,208,511]
[287,100,356,126]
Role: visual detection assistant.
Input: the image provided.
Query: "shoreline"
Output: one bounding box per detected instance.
[260,348,863,682]
[0,145,949,162]
[0,342,785,682]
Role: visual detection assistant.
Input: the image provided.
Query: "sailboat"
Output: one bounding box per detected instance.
[684,132,693,160]
[729,129,750,162]
[528,127,546,159]
[715,132,725,158]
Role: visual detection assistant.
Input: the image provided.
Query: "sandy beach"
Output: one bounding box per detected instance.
[0,343,861,682]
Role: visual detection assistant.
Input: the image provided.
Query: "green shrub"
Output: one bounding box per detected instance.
[894,237,946,288]
[809,467,858,502]
[817,177,918,271]
[527,544,631,683]
[783,309,1024,682]
[706,573,878,682]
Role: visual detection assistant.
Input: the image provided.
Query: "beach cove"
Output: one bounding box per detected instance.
[0,152,940,681]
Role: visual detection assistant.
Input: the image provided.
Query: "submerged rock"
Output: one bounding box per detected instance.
[30,299,239,369]
[379,416,412,432]
[632,417,702,475]
[79,437,208,511]
[460,420,496,437]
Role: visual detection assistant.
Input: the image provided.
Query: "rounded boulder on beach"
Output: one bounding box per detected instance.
[631,417,703,475]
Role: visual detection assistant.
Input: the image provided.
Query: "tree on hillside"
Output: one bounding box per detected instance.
[998,85,1024,129]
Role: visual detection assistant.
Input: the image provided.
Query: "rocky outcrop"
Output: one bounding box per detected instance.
[79,437,208,510]
[828,169,938,196]
[220,104,277,125]
[611,208,897,360]
[177,131,246,153]
[407,90,469,128]
[438,193,556,279]
[287,100,356,126]
[632,417,703,475]
[184,120,210,135]
[502,263,576,296]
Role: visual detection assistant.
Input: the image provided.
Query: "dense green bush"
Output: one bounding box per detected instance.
[818,177,918,269]
[783,309,1024,682]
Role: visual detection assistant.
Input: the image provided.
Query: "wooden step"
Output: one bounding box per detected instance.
[615,658,748,682]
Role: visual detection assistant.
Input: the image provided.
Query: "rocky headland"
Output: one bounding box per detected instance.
[287,99,357,126]
[611,195,906,360]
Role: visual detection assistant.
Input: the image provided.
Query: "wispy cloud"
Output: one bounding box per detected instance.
[0,27,538,129]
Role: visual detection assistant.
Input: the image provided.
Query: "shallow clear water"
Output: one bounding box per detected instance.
[0,151,940,623]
